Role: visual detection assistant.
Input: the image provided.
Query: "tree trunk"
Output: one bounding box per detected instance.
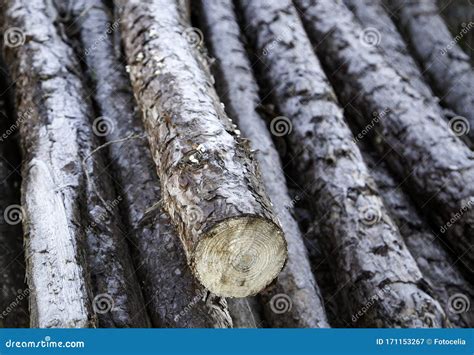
[383,0,474,143]
[342,0,452,121]
[0,83,28,328]
[238,0,448,327]
[69,0,232,328]
[343,0,473,150]
[196,0,329,328]
[359,144,474,327]
[1,0,95,328]
[295,0,474,274]
[116,0,287,298]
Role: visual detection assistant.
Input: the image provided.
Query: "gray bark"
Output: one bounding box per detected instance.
[70,0,232,327]
[384,0,474,144]
[343,0,473,150]
[197,0,329,328]
[1,0,94,328]
[117,0,287,298]
[0,85,28,328]
[239,0,448,327]
[360,145,474,327]
[295,0,474,274]
[342,0,444,111]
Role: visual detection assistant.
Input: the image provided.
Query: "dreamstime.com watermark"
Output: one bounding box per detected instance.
[4,336,85,349]
[440,22,474,56]
[0,107,33,142]
[0,288,30,320]
[353,108,390,143]
[352,285,391,323]
[439,198,473,234]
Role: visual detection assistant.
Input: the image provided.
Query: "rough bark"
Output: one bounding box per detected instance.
[0,84,28,328]
[295,0,474,274]
[383,0,474,143]
[342,0,442,111]
[360,145,474,327]
[57,0,151,329]
[70,0,232,327]
[1,0,94,328]
[117,0,287,298]
[239,0,448,327]
[197,0,329,328]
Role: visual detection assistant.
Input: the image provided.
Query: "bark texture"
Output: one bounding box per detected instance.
[342,0,442,110]
[360,145,474,327]
[239,0,448,327]
[0,84,28,328]
[384,0,474,143]
[295,0,474,274]
[117,0,287,298]
[197,0,329,328]
[1,0,94,328]
[70,0,232,327]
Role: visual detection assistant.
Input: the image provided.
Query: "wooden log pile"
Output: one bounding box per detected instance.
[0,0,471,328]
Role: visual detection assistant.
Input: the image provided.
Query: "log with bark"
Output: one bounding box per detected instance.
[68,0,233,328]
[359,144,474,327]
[238,0,447,327]
[295,0,474,274]
[383,0,474,143]
[196,0,329,328]
[117,0,287,298]
[0,80,28,328]
[2,0,148,328]
[1,0,94,328]
[342,0,450,120]
[343,0,474,150]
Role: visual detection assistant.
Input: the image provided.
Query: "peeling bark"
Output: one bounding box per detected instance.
[239,0,447,327]
[117,0,287,298]
[197,0,329,328]
[383,0,474,143]
[359,145,474,327]
[70,0,232,327]
[0,86,28,328]
[58,0,151,329]
[295,0,474,274]
[1,0,95,328]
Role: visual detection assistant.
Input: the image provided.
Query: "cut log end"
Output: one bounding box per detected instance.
[194,216,287,298]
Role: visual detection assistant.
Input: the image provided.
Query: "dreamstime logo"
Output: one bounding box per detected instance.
[92,293,114,314]
[440,22,474,55]
[270,116,292,137]
[3,204,24,225]
[187,205,204,225]
[3,27,25,48]
[448,116,470,137]
[360,27,381,48]
[182,27,203,48]
[269,293,292,314]
[448,293,470,314]
[92,116,115,137]
[359,205,381,226]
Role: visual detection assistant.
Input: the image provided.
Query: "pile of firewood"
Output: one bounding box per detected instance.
[0,0,472,328]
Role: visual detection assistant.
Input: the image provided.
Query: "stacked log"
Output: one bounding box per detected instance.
[295,0,474,274]
[116,0,287,298]
[383,0,474,144]
[69,0,233,328]
[1,0,148,327]
[196,0,329,328]
[238,0,447,327]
